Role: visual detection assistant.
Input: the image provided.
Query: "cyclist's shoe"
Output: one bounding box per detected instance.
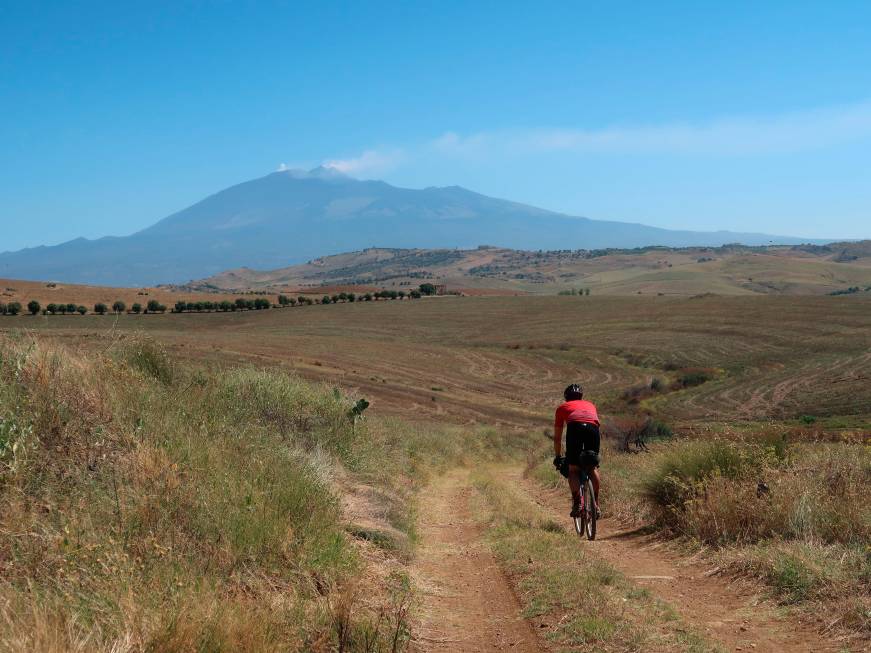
[570,498,581,518]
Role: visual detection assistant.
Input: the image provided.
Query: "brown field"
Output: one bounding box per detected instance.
[2,292,869,651]
[8,294,870,429]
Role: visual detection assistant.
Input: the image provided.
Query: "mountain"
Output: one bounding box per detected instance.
[0,167,836,286]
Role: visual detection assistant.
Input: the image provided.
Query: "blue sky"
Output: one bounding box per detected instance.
[2,2,871,251]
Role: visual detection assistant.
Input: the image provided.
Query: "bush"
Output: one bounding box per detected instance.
[419,283,437,296]
[93,302,108,315]
[6,302,22,316]
[130,303,142,314]
[112,300,126,314]
[643,439,757,513]
[65,303,77,314]
[45,303,58,315]
[76,305,87,315]
[27,300,40,315]
[175,301,187,313]
[322,295,332,305]
[671,367,716,389]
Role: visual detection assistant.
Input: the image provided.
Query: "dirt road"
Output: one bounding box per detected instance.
[410,469,544,652]
[411,466,849,653]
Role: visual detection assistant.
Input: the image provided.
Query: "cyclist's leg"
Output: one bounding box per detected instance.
[567,464,581,500]
[590,467,601,502]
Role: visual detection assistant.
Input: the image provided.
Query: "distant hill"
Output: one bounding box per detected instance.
[0,167,839,287]
[179,241,871,296]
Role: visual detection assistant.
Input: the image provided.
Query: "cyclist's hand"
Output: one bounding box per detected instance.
[553,455,563,470]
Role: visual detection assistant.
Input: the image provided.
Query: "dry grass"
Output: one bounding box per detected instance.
[2,332,535,651]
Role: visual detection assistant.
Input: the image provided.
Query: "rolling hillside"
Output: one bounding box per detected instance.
[0,167,835,287]
[181,241,871,296]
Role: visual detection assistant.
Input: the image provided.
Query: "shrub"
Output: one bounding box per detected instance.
[27,300,40,315]
[76,305,87,315]
[671,367,716,389]
[409,290,421,299]
[45,303,57,315]
[65,303,77,314]
[174,301,187,313]
[0,304,6,315]
[642,439,756,513]
[112,300,126,314]
[419,283,437,296]
[130,303,142,314]
[322,296,332,305]
[7,302,22,316]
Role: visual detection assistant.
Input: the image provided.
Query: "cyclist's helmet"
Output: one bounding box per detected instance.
[564,384,583,401]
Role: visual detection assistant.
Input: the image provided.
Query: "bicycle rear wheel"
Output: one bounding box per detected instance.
[583,478,597,540]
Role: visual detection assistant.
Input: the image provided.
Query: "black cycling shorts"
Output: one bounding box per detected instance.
[565,422,600,467]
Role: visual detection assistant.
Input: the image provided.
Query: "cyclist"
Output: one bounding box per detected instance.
[552,383,601,519]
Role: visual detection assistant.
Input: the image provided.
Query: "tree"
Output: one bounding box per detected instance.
[94,302,108,315]
[77,305,87,315]
[66,303,77,314]
[322,295,332,305]
[7,302,22,315]
[331,294,340,304]
[219,300,232,312]
[397,290,406,299]
[347,292,356,302]
[112,300,126,314]
[409,289,421,299]
[419,283,437,296]
[27,300,40,315]
[584,288,590,296]
[338,292,348,302]
[174,301,187,313]
[235,298,248,311]
[46,303,58,314]
[131,303,142,314]
[0,303,6,315]
[57,304,67,315]
[194,301,205,312]
[146,300,161,313]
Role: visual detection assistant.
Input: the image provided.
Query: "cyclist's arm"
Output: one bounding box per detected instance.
[553,410,565,457]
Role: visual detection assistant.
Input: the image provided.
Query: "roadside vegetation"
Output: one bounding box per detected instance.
[0,333,523,652]
[531,427,870,644]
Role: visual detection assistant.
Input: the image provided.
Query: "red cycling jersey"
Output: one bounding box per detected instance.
[554,399,600,430]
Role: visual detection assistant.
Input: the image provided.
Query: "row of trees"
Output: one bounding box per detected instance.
[0,300,169,316]
[1,284,438,317]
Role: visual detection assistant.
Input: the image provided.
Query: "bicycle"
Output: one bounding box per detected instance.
[572,465,597,540]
